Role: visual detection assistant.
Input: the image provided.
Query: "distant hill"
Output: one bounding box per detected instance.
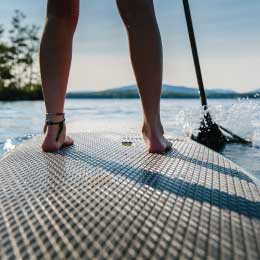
[66,85,259,99]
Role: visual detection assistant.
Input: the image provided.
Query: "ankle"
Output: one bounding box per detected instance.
[44,112,66,140]
[46,112,65,123]
[142,120,164,137]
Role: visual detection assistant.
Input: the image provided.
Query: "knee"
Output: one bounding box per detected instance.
[46,0,79,32]
[116,0,154,28]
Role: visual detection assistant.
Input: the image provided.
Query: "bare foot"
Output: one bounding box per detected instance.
[142,122,172,154]
[42,123,74,152]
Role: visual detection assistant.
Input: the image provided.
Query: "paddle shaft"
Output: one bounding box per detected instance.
[183,0,207,107]
[182,0,252,146]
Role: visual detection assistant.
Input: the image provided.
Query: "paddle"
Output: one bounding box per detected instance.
[182,0,251,150]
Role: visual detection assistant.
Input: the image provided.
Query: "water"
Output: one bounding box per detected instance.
[0,98,260,179]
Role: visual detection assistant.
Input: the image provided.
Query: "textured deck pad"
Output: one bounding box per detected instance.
[0,133,260,260]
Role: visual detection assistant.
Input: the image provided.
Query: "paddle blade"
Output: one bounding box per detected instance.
[192,112,227,151]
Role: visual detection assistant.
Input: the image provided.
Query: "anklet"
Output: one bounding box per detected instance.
[44,113,66,142]
[46,112,65,121]
[46,112,64,117]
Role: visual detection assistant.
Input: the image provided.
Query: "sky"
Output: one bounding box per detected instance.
[0,0,260,92]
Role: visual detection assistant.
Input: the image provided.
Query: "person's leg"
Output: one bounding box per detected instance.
[116,0,172,153]
[40,0,79,152]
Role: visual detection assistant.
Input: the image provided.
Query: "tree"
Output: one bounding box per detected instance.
[8,10,40,88]
[0,10,42,100]
[24,24,40,86]
[0,25,14,89]
[8,10,28,88]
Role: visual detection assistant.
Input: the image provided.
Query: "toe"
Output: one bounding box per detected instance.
[148,138,172,154]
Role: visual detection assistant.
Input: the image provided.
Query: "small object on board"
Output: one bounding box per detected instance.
[122,141,133,146]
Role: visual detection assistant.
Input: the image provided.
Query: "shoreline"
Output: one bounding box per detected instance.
[1,97,259,101]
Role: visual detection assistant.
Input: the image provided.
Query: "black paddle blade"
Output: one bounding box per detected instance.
[218,125,252,145]
[192,112,227,151]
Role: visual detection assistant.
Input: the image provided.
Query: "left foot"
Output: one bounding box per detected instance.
[42,113,74,152]
[142,121,172,154]
[42,123,74,152]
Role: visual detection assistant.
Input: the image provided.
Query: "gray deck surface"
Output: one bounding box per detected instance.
[0,133,260,260]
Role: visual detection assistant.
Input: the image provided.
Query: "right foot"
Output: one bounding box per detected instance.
[142,122,172,154]
[42,121,74,153]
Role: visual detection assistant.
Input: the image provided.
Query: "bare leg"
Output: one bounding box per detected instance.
[40,0,79,152]
[117,0,172,153]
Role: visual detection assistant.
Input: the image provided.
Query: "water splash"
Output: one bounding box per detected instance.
[3,139,15,152]
[210,99,258,141]
[2,134,37,154]
[172,106,202,137]
[174,98,260,148]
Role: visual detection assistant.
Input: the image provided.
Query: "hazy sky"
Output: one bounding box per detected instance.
[0,1,260,92]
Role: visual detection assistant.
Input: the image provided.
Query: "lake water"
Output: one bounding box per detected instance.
[0,98,260,179]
